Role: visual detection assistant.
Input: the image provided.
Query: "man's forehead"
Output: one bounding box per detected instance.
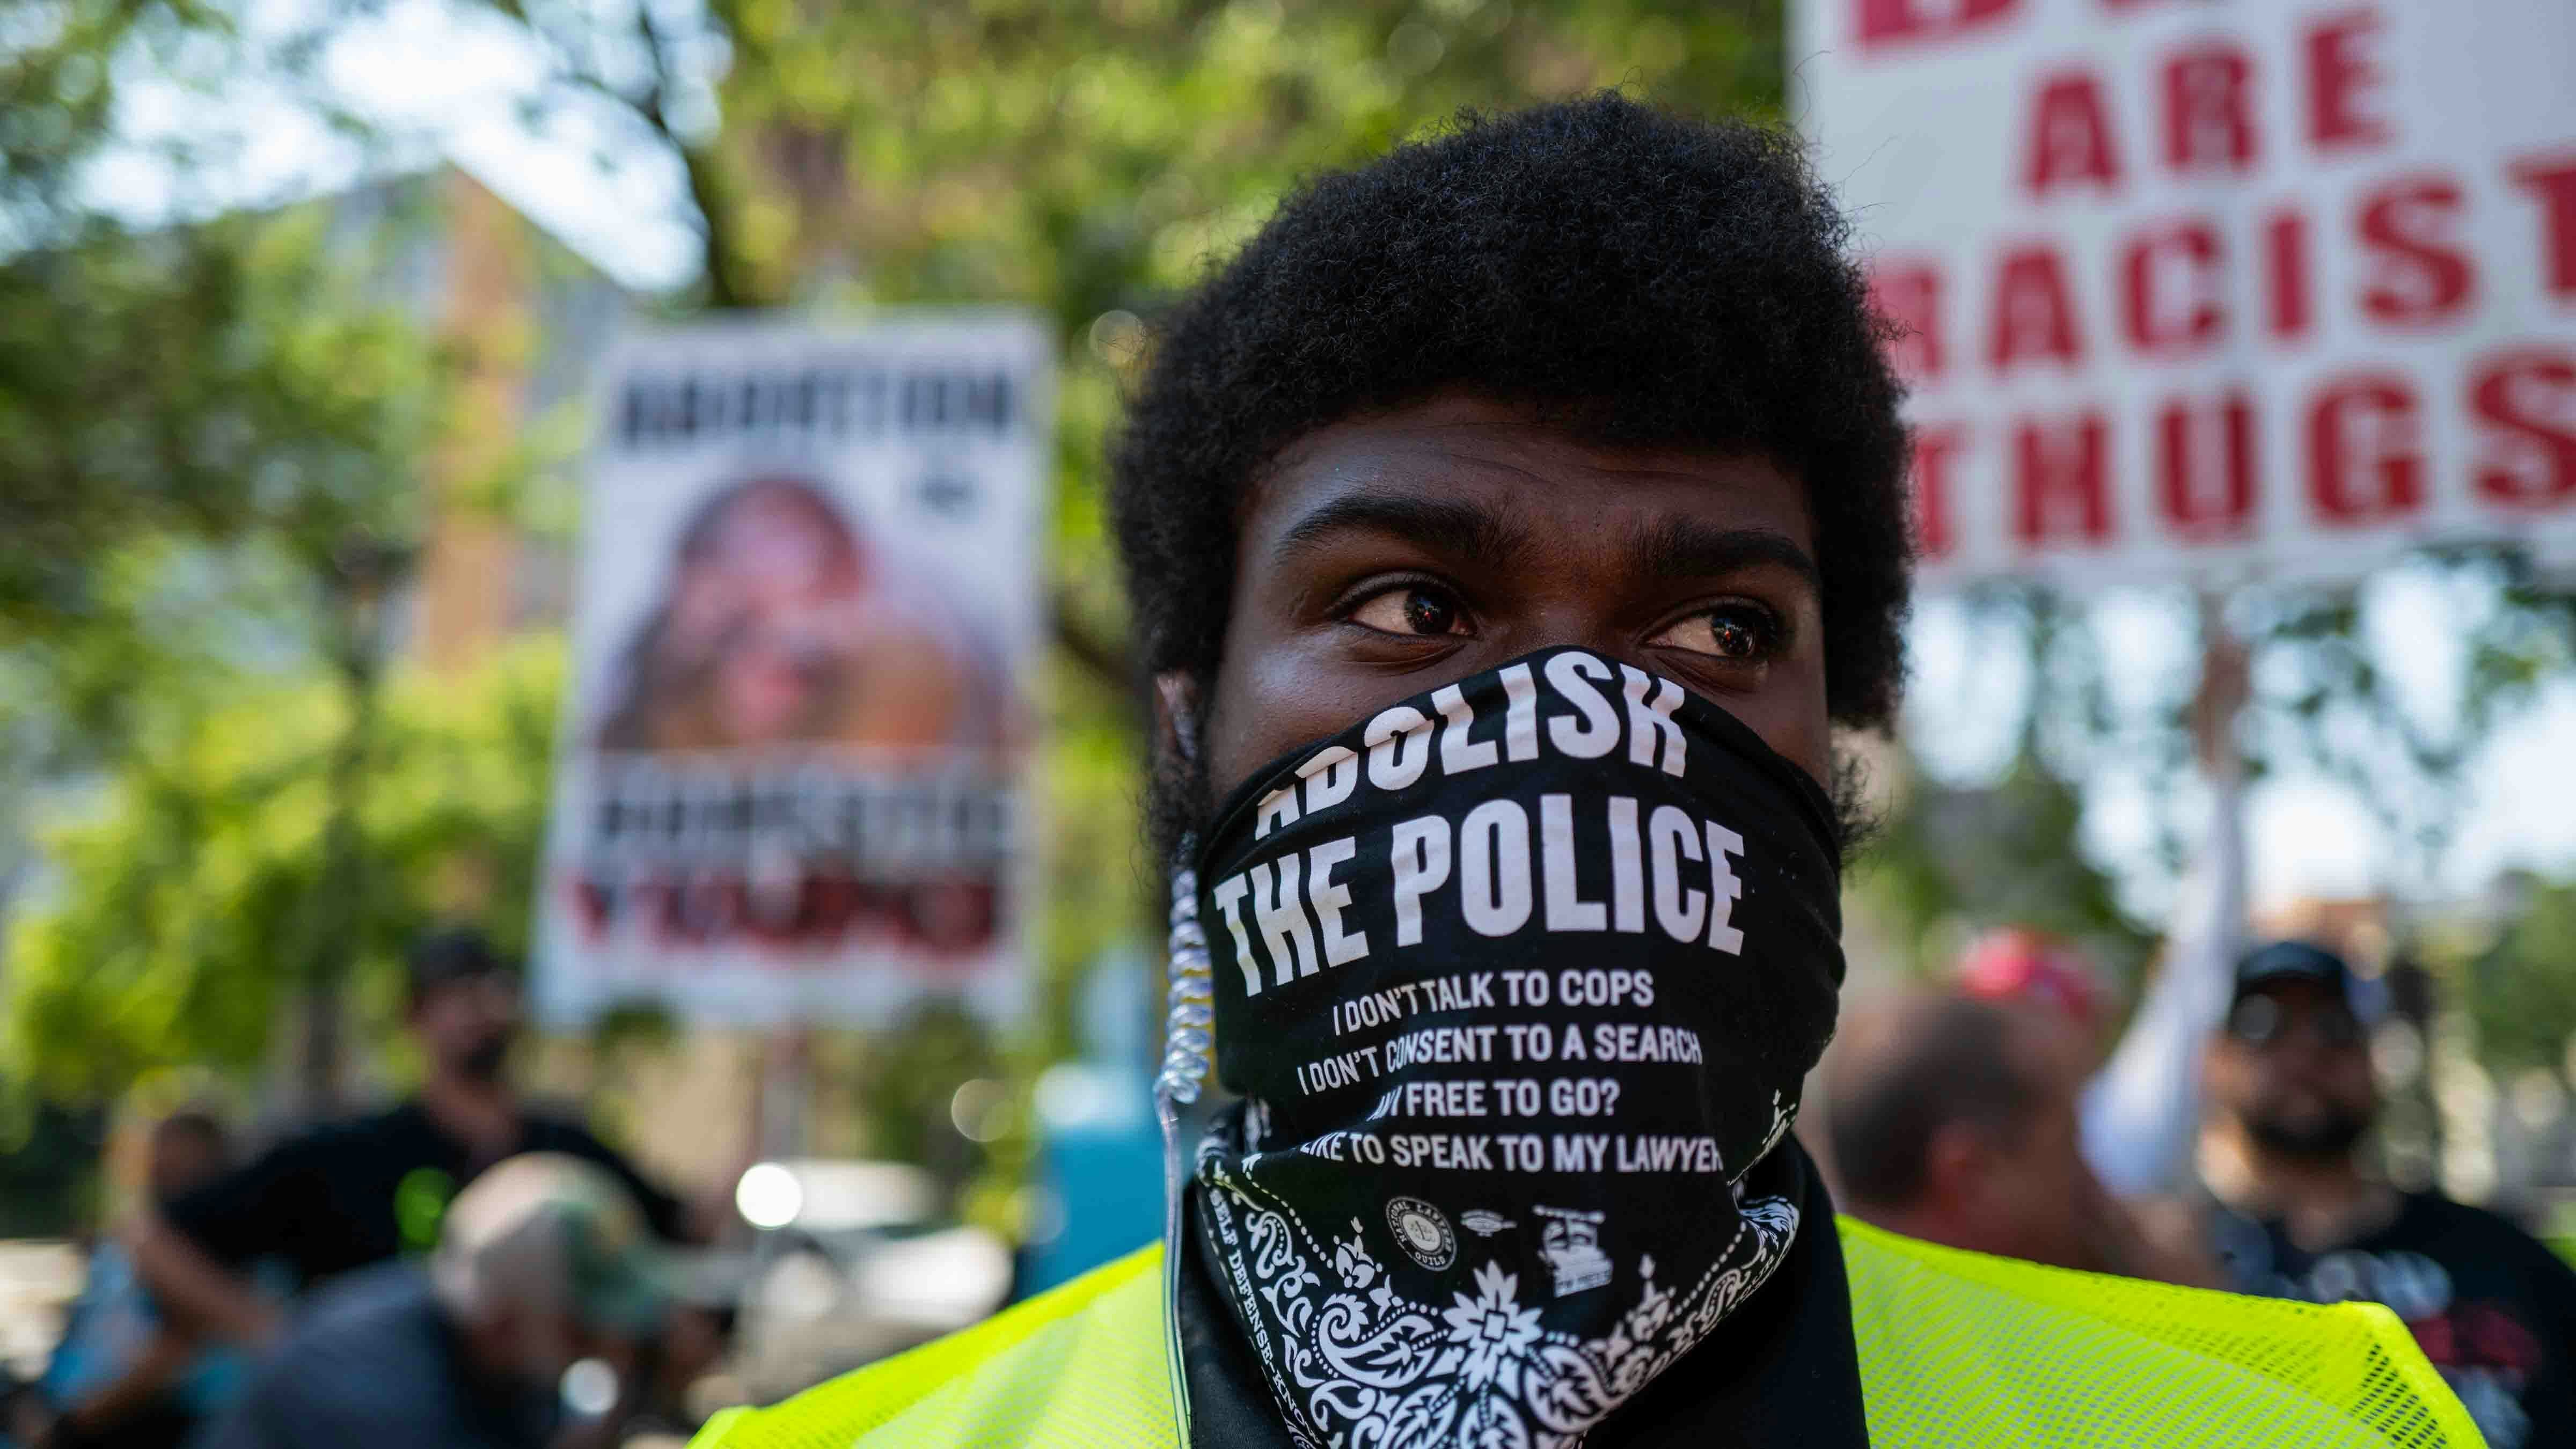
[1244,398,1815,557]
[1262,398,1791,494]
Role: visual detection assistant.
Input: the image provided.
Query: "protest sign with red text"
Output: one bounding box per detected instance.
[1797,0,2576,588]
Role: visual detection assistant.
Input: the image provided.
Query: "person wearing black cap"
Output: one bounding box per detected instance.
[2204,938,2576,1449]
[129,930,693,1350]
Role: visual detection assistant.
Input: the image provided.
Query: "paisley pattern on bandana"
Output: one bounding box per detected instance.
[1196,1116,1801,1449]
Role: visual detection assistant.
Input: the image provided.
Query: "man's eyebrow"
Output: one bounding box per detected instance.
[1628,517,1821,591]
[1271,493,1531,573]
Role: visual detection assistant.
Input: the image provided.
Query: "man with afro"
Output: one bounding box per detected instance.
[694,95,2475,1449]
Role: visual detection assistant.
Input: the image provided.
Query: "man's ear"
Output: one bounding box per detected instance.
[1154,671,1202,767]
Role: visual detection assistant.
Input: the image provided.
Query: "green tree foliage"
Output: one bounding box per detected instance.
[3,0,206,240]
[6,641,563,1099]
[0,210,453,804]
[3,1,478,1106]
[0,200,450,730]
[1853,751,2157,986]
[2,0,429,665]
[0,204,461,1102]
[1861,556,2576,1001]
[2471,879,2576,1082]
[2258,554,2576,872]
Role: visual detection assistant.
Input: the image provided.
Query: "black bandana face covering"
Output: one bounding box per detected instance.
[1185,647,1846,1449]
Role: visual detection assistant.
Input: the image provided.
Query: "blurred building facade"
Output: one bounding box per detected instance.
[365,165,624,671]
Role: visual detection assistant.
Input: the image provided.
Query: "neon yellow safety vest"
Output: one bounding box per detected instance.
[693,1217,2482,1447]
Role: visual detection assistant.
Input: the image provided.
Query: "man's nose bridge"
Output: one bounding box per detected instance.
[2271,1027,2350,1075]
[1510,601,1649,676]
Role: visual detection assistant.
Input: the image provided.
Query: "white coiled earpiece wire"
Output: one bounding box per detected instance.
[1154,850,1213,1438]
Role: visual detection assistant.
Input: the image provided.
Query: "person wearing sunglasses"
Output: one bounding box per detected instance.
[2204,939,2576,1449]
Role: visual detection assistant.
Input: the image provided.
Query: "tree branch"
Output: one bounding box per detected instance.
[630,0,756,308]
[484,0,757,307]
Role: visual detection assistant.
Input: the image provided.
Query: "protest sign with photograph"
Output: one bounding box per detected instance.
[533,316,1050,1028]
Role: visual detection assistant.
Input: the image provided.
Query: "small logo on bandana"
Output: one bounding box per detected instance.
[1386,1197,1457,1269]
[1536,1205,1613,1296]
[1460,1209,1517,1236]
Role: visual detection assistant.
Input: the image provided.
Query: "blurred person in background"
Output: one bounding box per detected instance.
[194,1153,686,1449]
[1825,991,2208,1283]
[691,95,2472,1448]
[1952,926,2111,1086]
[1955,927,2107,1031]
[11,1113,250,1449]
[2197,939,2576,1448]
[129,930,696,1350]
[2081,629,2251,1198]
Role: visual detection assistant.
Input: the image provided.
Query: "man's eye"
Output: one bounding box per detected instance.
[1648,604,1777,662]
[1348,585,1469,638]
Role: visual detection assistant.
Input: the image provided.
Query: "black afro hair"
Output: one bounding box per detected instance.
[1111,93,1913,858]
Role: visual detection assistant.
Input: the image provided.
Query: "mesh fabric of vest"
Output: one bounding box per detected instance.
[692,1219,2483,1448]
[1838,1217,2479,1447]
[693,1245,1175,1449]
